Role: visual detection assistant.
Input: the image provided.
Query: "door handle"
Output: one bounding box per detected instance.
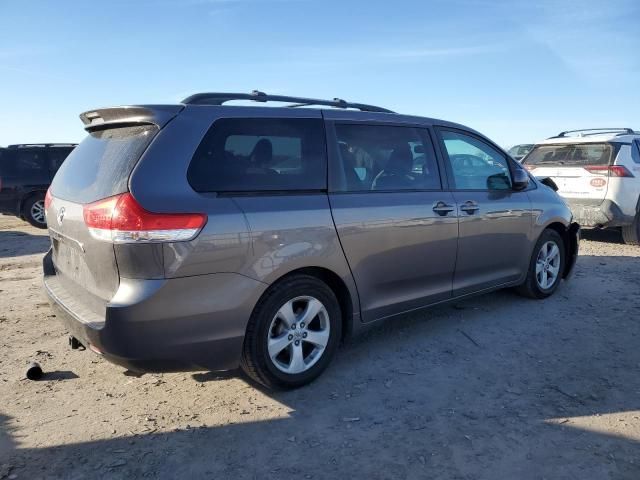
[432,201,455,216]
[460,201,479,214]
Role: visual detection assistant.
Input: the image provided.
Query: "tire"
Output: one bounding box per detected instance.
[621,214,640,245]
[241,274,342,390]
[516,229,565,299]
[22,193,47,229]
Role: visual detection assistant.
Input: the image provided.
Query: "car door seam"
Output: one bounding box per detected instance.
[326,194,363,320]
[229,196,254,258]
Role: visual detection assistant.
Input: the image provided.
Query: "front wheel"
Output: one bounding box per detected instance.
[516,229,565,299]
[241,275,342,389]
[23,194,47,229]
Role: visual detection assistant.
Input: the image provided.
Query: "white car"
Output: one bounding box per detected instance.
[523,128,640,244]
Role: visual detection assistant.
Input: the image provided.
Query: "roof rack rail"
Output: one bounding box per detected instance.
[181,90,394,113]
[7,143,78,149]
[550,128,636,139]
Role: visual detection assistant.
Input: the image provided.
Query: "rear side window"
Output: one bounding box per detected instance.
[332,124,441,192]
[188,118,327,192]
[632,140,640,164]
[525,143,614,167]
[0,149,14,175]
[0,149,48,177]
[51,125,157,204]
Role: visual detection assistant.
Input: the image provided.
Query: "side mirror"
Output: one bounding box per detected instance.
[537,176,559,191]
[487,173,511,190]
[512,169,530,191]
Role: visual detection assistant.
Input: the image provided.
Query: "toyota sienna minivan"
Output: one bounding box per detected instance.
[43,91,579,389]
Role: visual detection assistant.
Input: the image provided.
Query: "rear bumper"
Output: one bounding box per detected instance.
[43,249,267,373]
[565,199,634,228]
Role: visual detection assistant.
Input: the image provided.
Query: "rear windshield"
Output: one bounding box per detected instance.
[51,125,157,203]
[524,143,614,167]
[508,144,533,157]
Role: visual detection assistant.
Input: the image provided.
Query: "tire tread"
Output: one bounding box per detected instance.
[621,216,640,245]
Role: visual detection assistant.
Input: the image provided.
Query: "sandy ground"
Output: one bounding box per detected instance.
[0,214,639,480]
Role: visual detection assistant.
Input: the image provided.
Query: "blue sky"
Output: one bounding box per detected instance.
[0,0,638,148]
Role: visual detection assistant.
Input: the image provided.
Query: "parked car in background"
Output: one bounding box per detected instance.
[508,143,534,161]
[43,91,579,389]
[523,128,640,244]
[0,143,76,228]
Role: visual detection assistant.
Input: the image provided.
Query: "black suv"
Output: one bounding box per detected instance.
[0,144,76,228]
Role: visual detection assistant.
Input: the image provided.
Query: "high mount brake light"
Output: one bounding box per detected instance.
[83,193,207,243]
[584,165,634,177]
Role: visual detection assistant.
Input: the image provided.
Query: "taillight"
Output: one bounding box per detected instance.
[609,166,634,177]
[584,165,634,177]
[83,193,207,243]
[44,188,53,210]
[524,165,536,171]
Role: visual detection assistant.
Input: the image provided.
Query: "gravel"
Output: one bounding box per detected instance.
[0,215,639,479]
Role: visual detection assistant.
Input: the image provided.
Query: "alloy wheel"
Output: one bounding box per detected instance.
[31,200,46,225]
[267,296,330,374]
[535,240,561,289]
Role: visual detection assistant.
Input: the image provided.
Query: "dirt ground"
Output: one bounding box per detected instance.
[0,214,639,480]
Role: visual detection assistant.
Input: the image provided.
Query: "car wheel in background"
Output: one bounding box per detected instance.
[23,194,47,229]
[516,229,565,299]
[621,213,640,245]
[241,274,342,389]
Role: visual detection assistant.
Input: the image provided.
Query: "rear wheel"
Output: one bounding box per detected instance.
[621,213,640,245]
[241,274,341,390]
[22,194,47,229]
[516,229,565,299]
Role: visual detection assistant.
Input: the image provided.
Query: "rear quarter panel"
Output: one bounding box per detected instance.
[129,106,360,317]
[128,106,253,278]
[232,194,361,319]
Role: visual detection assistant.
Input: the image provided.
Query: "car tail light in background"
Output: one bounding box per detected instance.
[44,188,53,210]
[524,165,536,172]
[584,165,634,177]
[83,193,207,243]
[609,166,634,177]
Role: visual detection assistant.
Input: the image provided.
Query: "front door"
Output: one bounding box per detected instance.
[437,128,533,296]
[327,120,459,322]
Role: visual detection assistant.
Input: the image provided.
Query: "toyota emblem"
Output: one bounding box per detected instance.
[57,207,66,225]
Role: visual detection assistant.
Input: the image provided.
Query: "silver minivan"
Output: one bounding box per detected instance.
[43,91,579,389]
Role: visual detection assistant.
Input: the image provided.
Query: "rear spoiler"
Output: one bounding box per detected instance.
[79,105,184,132]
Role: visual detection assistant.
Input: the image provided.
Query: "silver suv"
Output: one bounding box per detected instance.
[43,91,579,389]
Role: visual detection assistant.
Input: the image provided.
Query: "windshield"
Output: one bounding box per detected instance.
[524,143,614,167]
